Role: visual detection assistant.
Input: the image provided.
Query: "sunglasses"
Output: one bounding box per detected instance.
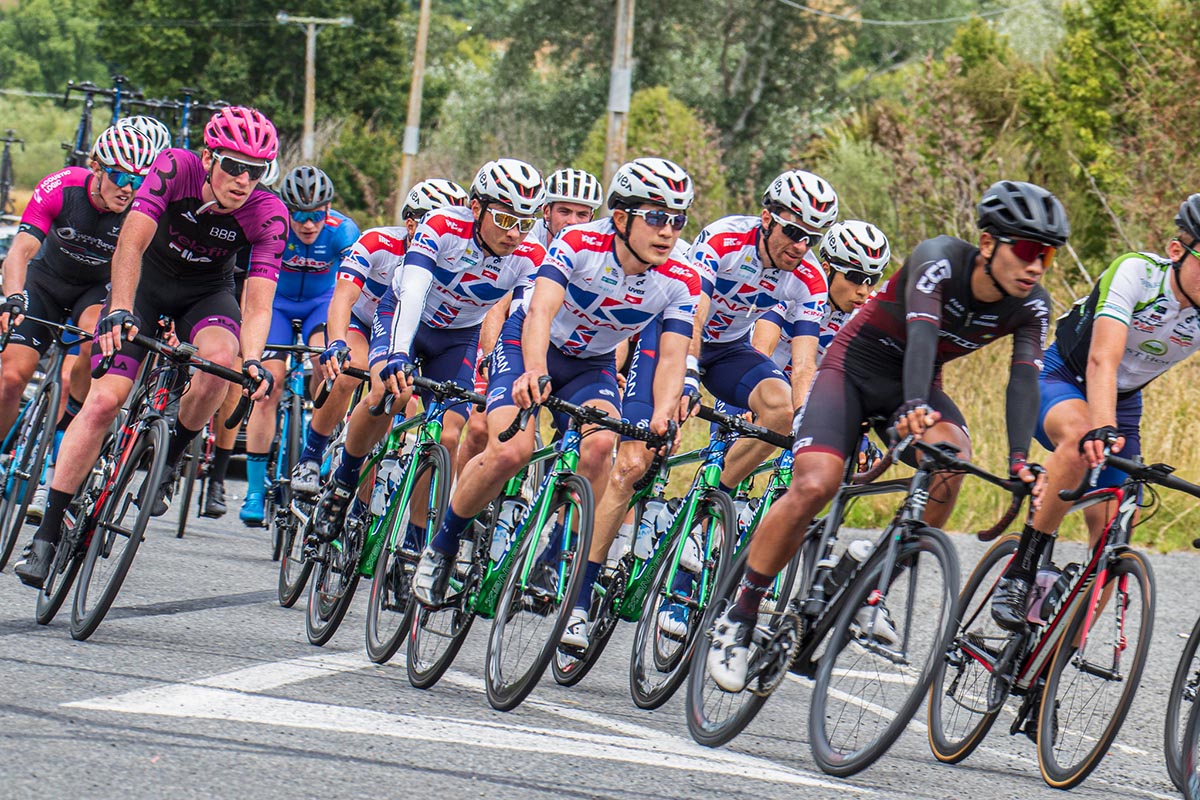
[104,167,144,190]
[290,209,326,225]
[1181,240,1200,262]
[627,208,688,231]
[997,236,1055,266]
[839,268,880,286]
[769,212,822,247]
[215,153,268,181]
[487,208,537,234]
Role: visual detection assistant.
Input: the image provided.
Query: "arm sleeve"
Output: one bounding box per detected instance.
[387,218,445,355]
[537,238,574,288]
[1093,255,1150,325]
[128,149,182,223]
[900,245,952,401]
[1005,290,1050,457]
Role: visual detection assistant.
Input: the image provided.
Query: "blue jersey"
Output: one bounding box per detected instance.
[276,209,361,302]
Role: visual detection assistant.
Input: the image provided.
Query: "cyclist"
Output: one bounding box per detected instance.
[293,178,469,503]
[991,194,1200,629]
[0,124,158,450]
[116,115,173,156]
[239,165,360,525]
[411,157,700,654]
[15,106,285,588]
[705,180,1066,692]
[305,160,546,548]
[528,167,603,247]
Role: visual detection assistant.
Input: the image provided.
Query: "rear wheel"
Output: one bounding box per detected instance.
[305,515,365,646]
[0,379,59,570]
[175,434,203,538]
[1167,612,1200,790]
[1037,549,1154,790]
[276,497,315,608]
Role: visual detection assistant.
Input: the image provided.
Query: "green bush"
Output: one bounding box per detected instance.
[0,96,86,193]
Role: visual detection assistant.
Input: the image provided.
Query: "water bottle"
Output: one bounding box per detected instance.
[607,520,635,565]
[368,455,399,516]
[489,499,522,562]
[635,497,668,560]
[1040,562,1083,622]
[1025,564,1061,624]
[827,539,875,596]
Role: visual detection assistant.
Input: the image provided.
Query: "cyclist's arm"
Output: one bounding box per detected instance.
[1083,316,1128,431]
[788,333,819,409]
[1004,294,1049,462]
[686,235,715,360]
[325,277,361,345]
[387,262,434,356]
[108,211,156,311]
[478,297,509,356]
[900,253,948,403]
[240,276,276,363]
[0,232,41,296]
[653,331,689,429]
[688,293,709,360]
[521,276,563,377]
[750,314,783,358]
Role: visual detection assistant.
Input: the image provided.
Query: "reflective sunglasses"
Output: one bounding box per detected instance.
[290,209,326,225]
[215,153,268,181]
[839,268,880,286]
[628,208,688,231]
[487,207,537,234]
[104,167,145,190]
[997,236,1055,267]
[769,212,822,247]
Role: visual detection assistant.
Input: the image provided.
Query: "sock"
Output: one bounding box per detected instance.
[334,450,367,487]
[245,452,269,496]
[349,497,367,519]
[300,426,331,465]
[574,559,604,612]
[430,505,473,557]
[210,447,233,484]
[731,566,774,624]
[32,488,75,546]
[55,393,82,433]
[1006,523,1053,583]
[669,568,696,600]
[165,422,204,468]
[404,521,425,550]
[718,482,736,496]
[537,522,565,565]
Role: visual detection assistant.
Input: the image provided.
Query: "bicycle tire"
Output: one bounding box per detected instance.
[0,377,59,570]
[485,473,594,711]
[629,490,737,709]
[1167,611,1200,789]
[809,526,959,777]
[276,504,313,608]
[1181,678,1200,800]
[175,434,202,538]
[70,417,170,641]
[305,517,364,646]
[365,443,451,664]
[927,534,1018,763]
[1037,549,1155,789]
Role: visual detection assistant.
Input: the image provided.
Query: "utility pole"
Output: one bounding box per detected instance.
[603,0,635,191]
[276,12,354,161]
[393,0,433,225]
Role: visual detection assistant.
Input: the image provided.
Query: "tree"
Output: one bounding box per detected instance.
[0,0,106,92]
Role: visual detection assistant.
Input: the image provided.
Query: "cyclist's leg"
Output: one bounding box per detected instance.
[907,386,970,529]
[0,271,64,435]
[242,304,293,515]
[62,289,107,415]
[411,322,479,471]
[300,320,369,468]
[456,343,491,480]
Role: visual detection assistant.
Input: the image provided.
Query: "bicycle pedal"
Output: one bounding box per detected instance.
[749,613,803,697]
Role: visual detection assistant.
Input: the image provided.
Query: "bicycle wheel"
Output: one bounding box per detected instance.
[305,517,365,646]
[1167,613,1200,790]
[926,534,1017,763]
[277,496,315,607]
[70,418,170,641]
[0,378,59,570]
[629,490,737,709]
[485,473,594,711]
[1182,682,1200,800]
[175,434,202,538]
[686,542,801,747]
[365,444,451,664]
[810,526,959,777]
[1037,549,1154,789]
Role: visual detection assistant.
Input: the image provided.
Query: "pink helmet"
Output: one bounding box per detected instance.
[203,106,278,161]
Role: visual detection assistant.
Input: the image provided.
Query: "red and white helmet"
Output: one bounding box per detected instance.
[203,106,278,161]
[91,125,157,176]
[763,170,839,230]
[471,159,545,216]
[819,220,891,277]
[116,115,172,156]
[545,168,603,209]
[403,178,469,220]
[607,157,693,211]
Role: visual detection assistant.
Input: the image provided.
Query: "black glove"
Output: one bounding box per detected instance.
[2,292,26,322]
[243,358,274,398]
[1079,426,1120,453]
[99,308,135,339]
[888,397,929,429]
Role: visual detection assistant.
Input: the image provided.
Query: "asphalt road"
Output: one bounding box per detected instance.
[0,480,1193,800]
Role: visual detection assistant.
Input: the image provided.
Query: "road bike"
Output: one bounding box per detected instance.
[0,128,22,218]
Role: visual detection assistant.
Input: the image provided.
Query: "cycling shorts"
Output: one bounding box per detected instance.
[9,268,106,356]
[92,279,241,381]
[699,336,788,409]
[266,288,332,354]
[621,317,660,440]
[348,312,372,341]
[1035,342,1142,489]
[486,308,620,427]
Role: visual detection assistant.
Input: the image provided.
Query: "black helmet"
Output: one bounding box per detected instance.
[1175,194,1200,241]
[976,180,1070,247]
[280,165,335,210]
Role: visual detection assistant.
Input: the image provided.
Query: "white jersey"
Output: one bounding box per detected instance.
[688,215,828,344]
[336,226,407,326]
[538,218,700,357]
[527,218,550,249]
[759,300,855,377]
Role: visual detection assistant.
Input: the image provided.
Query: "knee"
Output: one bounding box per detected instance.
[79,384,124,423]
[610,443,655,490]
[485,440,532,477]
[787,470,839,509]
[580,431,617,474]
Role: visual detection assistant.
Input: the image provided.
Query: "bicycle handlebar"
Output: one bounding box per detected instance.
[0,314,90,354]
[367,372,486,418]
[1060,451,1200,503]
[695,404,793,450]
[312,365,371,409]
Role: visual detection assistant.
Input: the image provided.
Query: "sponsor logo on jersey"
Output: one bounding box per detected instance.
[916,259,952,294]
[579,233,605,248]
[1138,339,1168,356]
[182,211,198,224]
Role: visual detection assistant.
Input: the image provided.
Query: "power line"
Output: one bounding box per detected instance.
[773,0,1042,27]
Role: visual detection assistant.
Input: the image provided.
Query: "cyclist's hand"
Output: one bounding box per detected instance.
[513,370,551,409]
[890,398,939,441]
[0,292,26,334]
[98,308,137,356]
[856,434,881,472]
[319,339,350,382]
[380,352,414,397]
[158,317,180,347]
[1080,426,1121,469]
[1010,454,1046,511]
[243,358,274,401]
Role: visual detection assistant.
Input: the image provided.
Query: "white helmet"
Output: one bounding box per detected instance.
[471,158,545,216]
[819,220,891,277]
[403,178,469,220]
[90,125,157,175]
[607,157,693,211]
[763,170,839,230]
[116,115,173,155]
[545,168,603,209]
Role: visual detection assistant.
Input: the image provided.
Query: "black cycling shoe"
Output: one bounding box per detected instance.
[202,480,227,518]
[313,478,354,544]
[990,576,1032,632]
[412,547,454,607]
[148,471,175,517]
[15,539,54,589]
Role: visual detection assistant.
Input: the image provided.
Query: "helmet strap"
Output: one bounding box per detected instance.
[201,161,228,212]
[474,200,502,259]
[614,208,653,268]
[981,245,1010,299]
[1171,256,1200,310]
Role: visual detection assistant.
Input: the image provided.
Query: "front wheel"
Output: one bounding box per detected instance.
[175,433,203,539]
[809,527,959,777]
[0,378,59,570]
[1037,549,1154,790]
[276,498,314,608]
[305,516,365,646]
[1166,611,1200,790]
